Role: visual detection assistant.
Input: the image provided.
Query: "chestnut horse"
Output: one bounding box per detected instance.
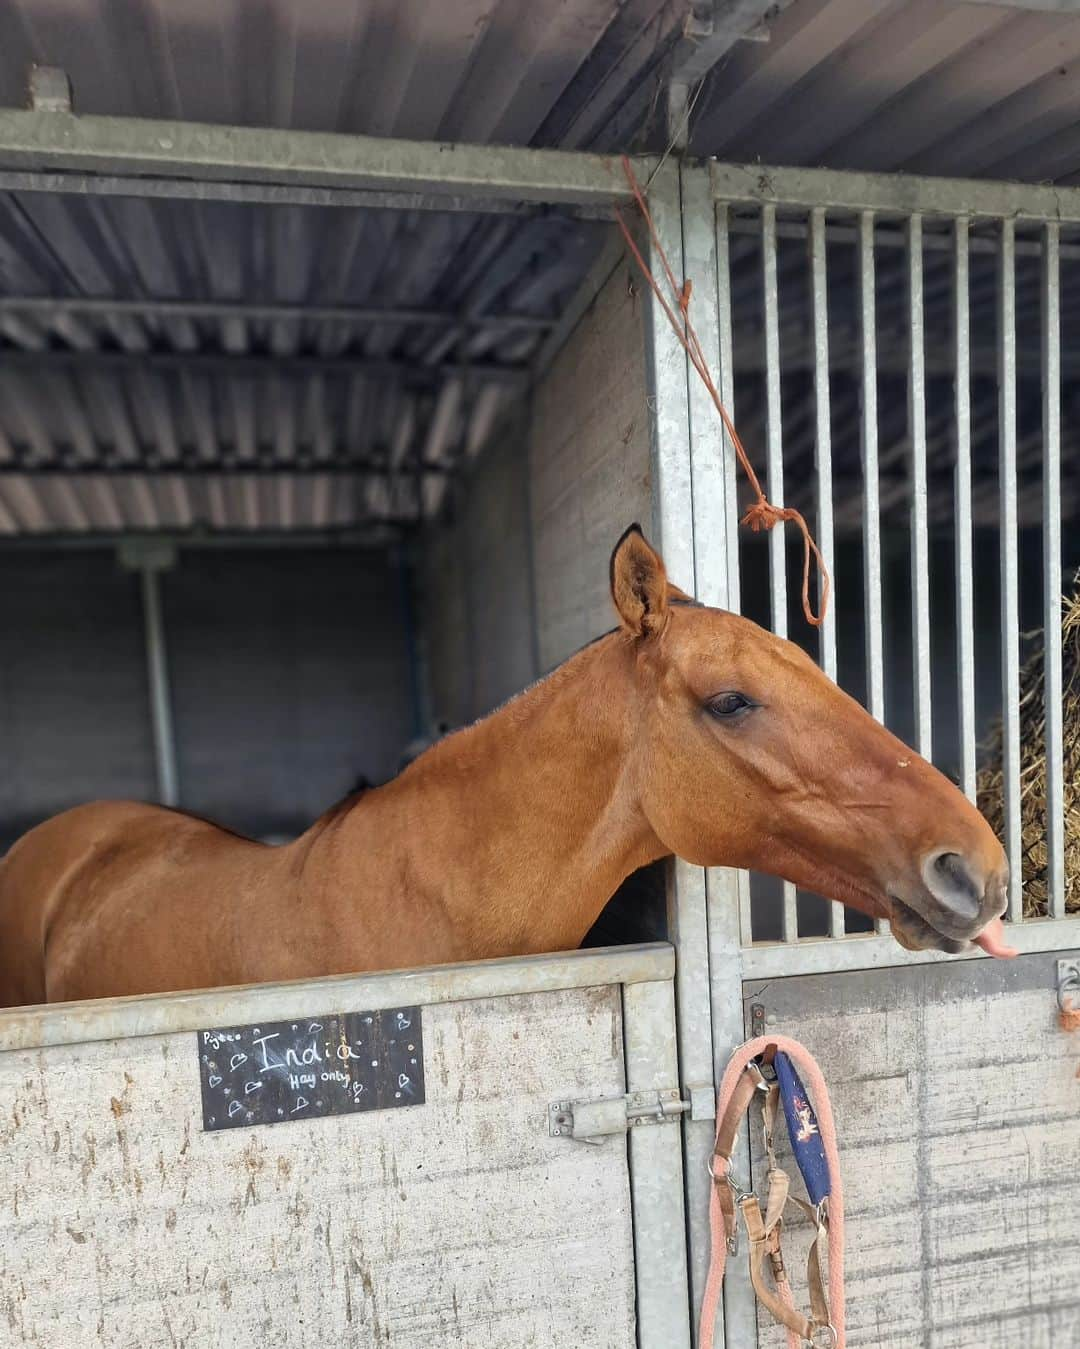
[0,526,1014,1008]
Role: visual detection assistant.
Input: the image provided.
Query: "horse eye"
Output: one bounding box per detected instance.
[707,692,753,719]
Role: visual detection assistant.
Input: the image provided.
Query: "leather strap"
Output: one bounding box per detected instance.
[711,1063,835,1347]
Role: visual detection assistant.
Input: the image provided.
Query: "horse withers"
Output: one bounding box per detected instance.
[0,525,1013,1006]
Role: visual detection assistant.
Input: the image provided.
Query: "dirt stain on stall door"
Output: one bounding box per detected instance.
[109,1072,144,1197]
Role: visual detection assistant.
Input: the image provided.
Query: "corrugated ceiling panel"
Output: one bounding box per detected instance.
[690,0,1080,184]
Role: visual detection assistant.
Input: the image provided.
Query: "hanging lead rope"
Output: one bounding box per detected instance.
[614,156,831,629]
[701,1034,846,1349]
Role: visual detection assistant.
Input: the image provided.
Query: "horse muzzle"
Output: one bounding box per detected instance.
[888,848,1012,954]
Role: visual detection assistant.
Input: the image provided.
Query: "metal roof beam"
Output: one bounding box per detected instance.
[0,295,557,332]
[0,109,656,215]
[665,2,797,149]
[0,348,530,385]
[0,461,456,477]
[712,160,1080,225]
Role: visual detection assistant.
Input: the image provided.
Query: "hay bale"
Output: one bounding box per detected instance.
[976,571,1080,916]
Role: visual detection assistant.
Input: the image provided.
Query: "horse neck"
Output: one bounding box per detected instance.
[344,633,665,958]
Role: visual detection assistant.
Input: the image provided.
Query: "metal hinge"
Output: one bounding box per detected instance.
[549,1083,715,1143]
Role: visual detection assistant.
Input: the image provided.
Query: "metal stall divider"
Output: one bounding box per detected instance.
[703,160,1077,985]
[655,160,1080,1344]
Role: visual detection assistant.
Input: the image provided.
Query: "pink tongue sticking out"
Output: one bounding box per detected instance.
[973,917,1018,959]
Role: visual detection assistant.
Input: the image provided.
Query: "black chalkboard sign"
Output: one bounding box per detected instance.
[196,1005,424,1132]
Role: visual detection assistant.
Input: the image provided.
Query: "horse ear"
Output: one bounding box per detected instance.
[610,524,670,638]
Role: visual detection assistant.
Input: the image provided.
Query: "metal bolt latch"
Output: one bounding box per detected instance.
[549,1086,712,1142]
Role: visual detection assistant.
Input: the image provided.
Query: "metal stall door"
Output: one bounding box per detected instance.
[745,950,1080,1349]
[662,160,1080,1346]
[0,945,691,1349]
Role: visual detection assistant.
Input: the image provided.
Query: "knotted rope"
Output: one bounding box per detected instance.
[615,156,830,628]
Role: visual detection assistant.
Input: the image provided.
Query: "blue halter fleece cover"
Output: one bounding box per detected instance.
[773,1051,831,1207]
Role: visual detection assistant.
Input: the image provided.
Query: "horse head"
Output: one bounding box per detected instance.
[609,525,1012,956]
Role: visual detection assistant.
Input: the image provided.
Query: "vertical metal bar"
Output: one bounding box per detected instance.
[859,212,890,935]
[666,859,715,1343]
[705,875,759,1348]
[682,171,756,1347]
[715,202,753,947]
[1042,222,1064,918]
[140,565,179,808]
[715,205,741,615]
[761,205,787,642]
[810,207,844,939]
[999,218,1023,922]
[762,204,798,943]
[953,218,977,802]
[644,159,696,596]
[680,165,724,612]
[622,978,693,1349]
[908,214,932,763]
[858,214,885,722]
[660,164,721,1336]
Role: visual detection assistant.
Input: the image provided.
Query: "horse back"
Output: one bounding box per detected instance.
[0,801,247,1007]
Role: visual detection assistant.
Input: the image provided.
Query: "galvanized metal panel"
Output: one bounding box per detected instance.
[0,981,637,1348]
[641,162,722,1340]
[747,951,1080,1347]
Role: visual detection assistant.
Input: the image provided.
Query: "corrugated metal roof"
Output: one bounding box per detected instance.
[0,189,605,533]
[3,0,1080,537]
[0,0,682,536]
[690,0,1080,184]
[0,0,681,151]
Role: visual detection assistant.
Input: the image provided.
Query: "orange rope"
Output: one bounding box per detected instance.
[1061,997,1080,1078]
[615,156,831,628]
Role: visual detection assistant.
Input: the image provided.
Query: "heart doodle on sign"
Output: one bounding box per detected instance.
[291,1096,309,1113]
[229,1052,248,1072]
[208,1074,222,1088]
[228,1100,244,1118]
[244,1080,262,1095]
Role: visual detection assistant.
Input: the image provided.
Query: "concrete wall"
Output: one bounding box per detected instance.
[418,259,661,947]
[0,552,155,848]
[422,406,537,727]
[164,549,413,838]
[422,258,652,725]
[529,258,652,671]
[0,547,414,849]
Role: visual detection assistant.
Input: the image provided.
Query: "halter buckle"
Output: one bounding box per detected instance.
[808,1325,837,1348]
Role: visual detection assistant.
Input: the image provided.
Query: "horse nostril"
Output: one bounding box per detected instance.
[924,850,982,917]
[933,851,970,888]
